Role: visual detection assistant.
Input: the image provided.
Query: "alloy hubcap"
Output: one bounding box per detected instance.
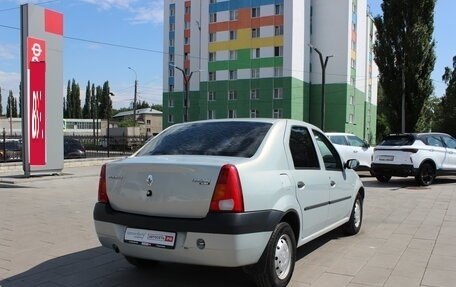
[354,200,361,228]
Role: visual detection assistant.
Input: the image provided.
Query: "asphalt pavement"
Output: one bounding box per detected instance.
[1,163,456,287]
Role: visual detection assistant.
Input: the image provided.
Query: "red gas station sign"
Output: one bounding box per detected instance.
[27,37,46,166]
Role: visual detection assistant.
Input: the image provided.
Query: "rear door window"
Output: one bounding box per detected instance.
[289,126,320,169]
[137,121,272,158]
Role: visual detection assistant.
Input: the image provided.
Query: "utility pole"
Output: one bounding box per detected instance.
[128,67,138,126]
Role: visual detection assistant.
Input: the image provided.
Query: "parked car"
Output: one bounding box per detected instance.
[371,133,456,186]
[93,119,364,287]
[0,139,22,162]
[64,138,86,159]
[326,132,373,172]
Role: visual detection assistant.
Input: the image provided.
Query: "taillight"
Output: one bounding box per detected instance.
[210,164,244,212]
[98,164,109,203]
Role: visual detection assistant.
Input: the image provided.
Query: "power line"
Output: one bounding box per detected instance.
[0,0,60,12]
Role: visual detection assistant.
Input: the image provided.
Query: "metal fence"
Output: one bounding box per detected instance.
[0,133,150,163]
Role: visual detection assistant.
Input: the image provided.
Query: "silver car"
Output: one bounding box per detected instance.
[93,119,364,287]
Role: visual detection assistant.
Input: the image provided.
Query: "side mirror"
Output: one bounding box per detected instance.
[363,140,370,148]
[345,159,360,170]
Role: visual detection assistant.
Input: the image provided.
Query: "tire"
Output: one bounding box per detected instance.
[375,175,391,183]
[415,162,435,186]
[251,222,296,287]
[124,256,159,268]
[344,194,363,235]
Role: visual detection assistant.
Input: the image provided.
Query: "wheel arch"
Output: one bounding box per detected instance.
[419,159,437,170]
[280,210,300,243]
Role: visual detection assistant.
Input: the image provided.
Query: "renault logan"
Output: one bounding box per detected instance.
[93,119,364,287]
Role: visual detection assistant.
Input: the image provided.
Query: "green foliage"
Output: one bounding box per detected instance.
[65,79,82,118]
[435,56,456,136]
[414,96,441,132]
[118,118,135,127]
[374,0,436,133]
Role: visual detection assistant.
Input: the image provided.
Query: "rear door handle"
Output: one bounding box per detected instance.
[330,180,336,187]
[297,181,305,189]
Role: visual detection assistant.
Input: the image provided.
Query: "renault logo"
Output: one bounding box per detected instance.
[146,175,154,186]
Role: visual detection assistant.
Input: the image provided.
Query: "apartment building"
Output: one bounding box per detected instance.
[163,0,378,142]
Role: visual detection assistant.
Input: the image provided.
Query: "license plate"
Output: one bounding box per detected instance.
[124,228,176,249]
[379,155,394,161]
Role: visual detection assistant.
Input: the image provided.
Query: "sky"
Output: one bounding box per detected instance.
[0,0,454,114]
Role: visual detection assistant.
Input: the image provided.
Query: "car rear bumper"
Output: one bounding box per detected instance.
[371,163,417,177]
[93,202,283,267]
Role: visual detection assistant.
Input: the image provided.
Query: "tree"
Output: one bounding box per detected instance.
[437,56,456,135]
[64,79,81,118]
[374,0,436,133]
[82,81,91,119]
[6,91,17,117]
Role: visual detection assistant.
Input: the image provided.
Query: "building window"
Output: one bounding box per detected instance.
[209,71,216,81]
[251,68,260,78]
[251,28,260,38]
[184,53,189,60]
[274,46,283,57]
[228,109,237,118]
[208,91,216,101]
[352,22,357,31]
[184,37,189,45]
[168,97,174,107]
[273,88,283,99]
[169,69,174,77]
[169,23,175,31]
[169,6,175,16]
[147,119,151,124]
[351,58,356,68]
[169,84,174,92]
[274,67,283,77]
[209,33,216,42]
[229,50,237,60]
[230,10,238,20]
[350,76,356,86]
[228,90,237,100]
[252,48,260,59]
[351,40,356,50]
[185,5,191,14]
[250,89,259,100]
[251,7,260,18]
[274,25,284,36]
[349,95,354,105]
[229,70,238,80]
[349,114,354,123]
[250,109,259,118]
[169,38,174,47]
[208,110,216,119]
[168,114,174,123]
[169,53,174,61]
[275,4,283,15]
[185,21,190,29]
[230,30,237,40]
[210,13,217,23]
[273,109,283,118]
[209,52,216,62]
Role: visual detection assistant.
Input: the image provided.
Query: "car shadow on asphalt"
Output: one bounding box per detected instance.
[0,230,347,287]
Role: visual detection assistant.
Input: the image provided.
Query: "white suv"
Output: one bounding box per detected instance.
[372,133,456,185]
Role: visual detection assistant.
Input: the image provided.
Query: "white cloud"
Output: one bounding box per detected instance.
[0,44,18,60]
[80,0,163,24]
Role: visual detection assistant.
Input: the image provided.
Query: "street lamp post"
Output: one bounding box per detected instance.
[128,67,138,126]
[107,92,115,157]
[172,66,195,122]
[309,44,333,131]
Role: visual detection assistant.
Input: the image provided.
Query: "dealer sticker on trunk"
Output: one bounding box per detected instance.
[124,227,176,249]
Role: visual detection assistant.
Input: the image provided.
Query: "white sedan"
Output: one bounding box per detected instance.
[93,119,365,287]
[326,132,374,172]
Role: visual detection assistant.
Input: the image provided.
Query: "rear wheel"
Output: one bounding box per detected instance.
[344,194,363,235]
[375,175,391,183]
[124,256,159,268]
[415,162,435,186]
[250,222,296,287]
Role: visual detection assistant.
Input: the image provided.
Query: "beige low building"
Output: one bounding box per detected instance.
[113,108,163,136]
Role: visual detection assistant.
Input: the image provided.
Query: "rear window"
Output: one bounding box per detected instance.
[136,121,272,158]
[379,135,415,146]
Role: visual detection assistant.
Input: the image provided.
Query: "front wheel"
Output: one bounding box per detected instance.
[251,222,296,287]
[415,162,435,186]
